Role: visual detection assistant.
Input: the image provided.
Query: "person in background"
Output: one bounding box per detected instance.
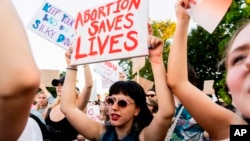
[31,82,56,118]
[99,100,109,123]
[44,65,93,141]
[94,93,101,105]
[146,98,158,116]
[146,88,158,115]
[60,24,175,141]
[33,91,49,115]
[39,83,56,106]
[167,0,248,140]
[166,63,206,141]
[146,88,157,102]
[97,95,110,125]
[18,117,43,141]
[0,1,40,140]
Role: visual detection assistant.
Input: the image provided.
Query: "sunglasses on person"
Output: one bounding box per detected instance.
[146,94,155,98]
[105,96,135,108]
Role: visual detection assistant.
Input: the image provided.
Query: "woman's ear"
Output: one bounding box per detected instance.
[134,107,140,116]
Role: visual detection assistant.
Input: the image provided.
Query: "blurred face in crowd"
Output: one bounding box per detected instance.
[56,83,63,96]
[37,92,47,107]
[226,23,250,118]
[146,90,157,102]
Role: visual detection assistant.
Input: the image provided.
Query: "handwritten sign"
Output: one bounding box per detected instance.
[187,0,232,33]
[87,105,101,122]
[71,0,149,65]
[28,1,76,50]
[133,75,154,93]
[203,80,214,94]
[101,76,114,89]
[132,57,145,75]
[94,61,120,89]
[94,61,121,82]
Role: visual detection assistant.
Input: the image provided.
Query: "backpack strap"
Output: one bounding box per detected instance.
[30,113,63,141]
[165,105,184,141]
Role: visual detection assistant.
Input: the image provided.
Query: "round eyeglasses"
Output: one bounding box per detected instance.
[105,96,135,108]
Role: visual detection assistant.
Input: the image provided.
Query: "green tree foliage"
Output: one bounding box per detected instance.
[119,19,176,81]
[119,0,250,105]
[60,71,66,78]
[47,87,57,98]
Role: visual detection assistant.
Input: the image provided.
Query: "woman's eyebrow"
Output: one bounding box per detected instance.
[229,44,250,54]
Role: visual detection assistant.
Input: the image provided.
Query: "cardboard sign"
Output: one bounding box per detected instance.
[71,0,149,65]
[94,61,120,89]
[187,0,232,33]
[87,105,101,122]
[203,80,214,94]
[133,75,154,92]
[101,76,114,89]
[94,61,121,82]
[100,72,127,89]
[132,57,145,75]
[28,1,76,50]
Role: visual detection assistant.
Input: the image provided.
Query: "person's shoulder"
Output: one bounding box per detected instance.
[18,117,43,141]
[30,110,45,124]
[47,95,56,104]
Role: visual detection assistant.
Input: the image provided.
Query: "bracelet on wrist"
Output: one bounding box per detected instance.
[66,68,77,71]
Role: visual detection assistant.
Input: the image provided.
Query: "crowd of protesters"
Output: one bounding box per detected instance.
[1,0,250,141]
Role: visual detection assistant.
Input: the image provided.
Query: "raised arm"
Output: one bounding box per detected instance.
[39,83,50,97]
[0,0,40,140]
[142,24,175,141]
[60,47,104,140]
[167,0,246,140]
[39,82,55,105]
[76,64,93,111]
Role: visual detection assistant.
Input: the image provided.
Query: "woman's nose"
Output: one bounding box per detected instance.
[111,102,119,110]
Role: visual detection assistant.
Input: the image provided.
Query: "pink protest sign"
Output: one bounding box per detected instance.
[71,0,149,65]
[28,1,76,50]
[87,105,101,123]
[94,61,122,82]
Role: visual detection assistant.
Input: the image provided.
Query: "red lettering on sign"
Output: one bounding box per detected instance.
[75,37,88,59]
[88,108,93,115]
[124,13,133,28]
[74,30,138,60]
[109,34,123,54]
[75,0,141,26]
[125,30,137,51]
[105,61,117,71]
[74,0,142,61]
[75,12,83,30]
